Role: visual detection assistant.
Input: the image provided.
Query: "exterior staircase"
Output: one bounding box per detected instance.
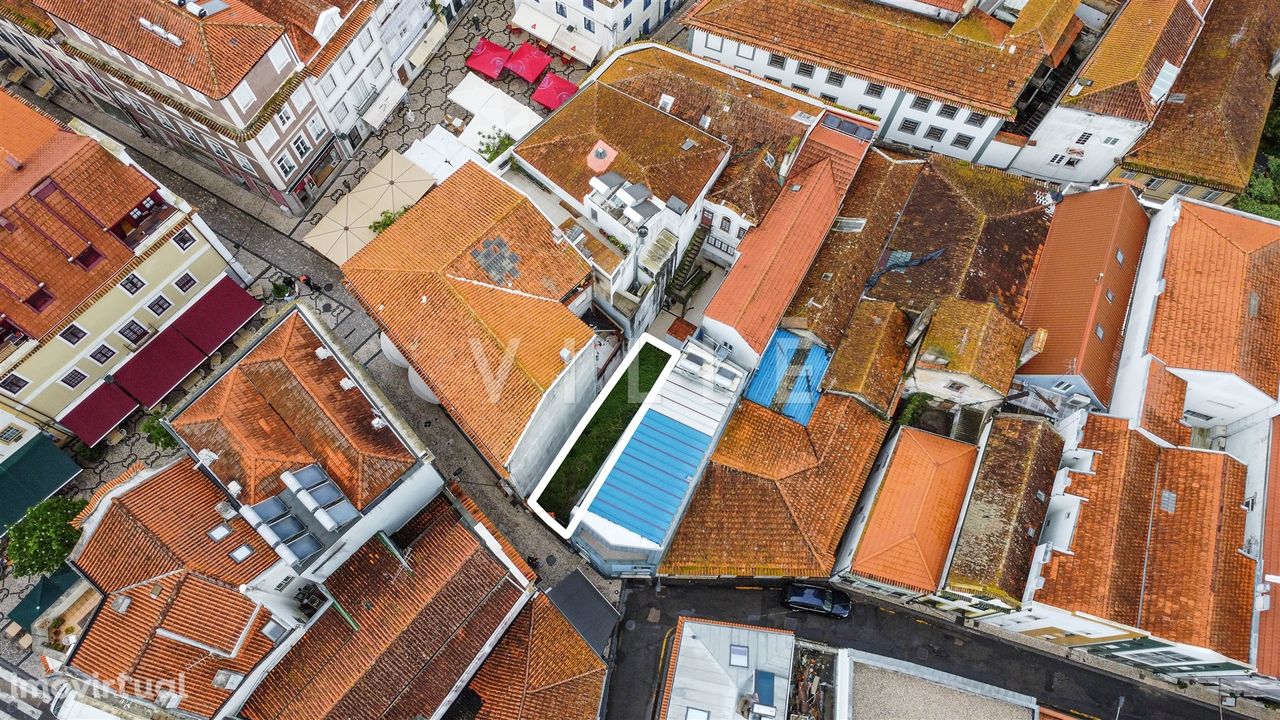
[665,226,710,308]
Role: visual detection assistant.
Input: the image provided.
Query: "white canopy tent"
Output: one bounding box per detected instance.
[446,72,544,154]
[405,126,487,182]
[302,151,435,266]
[551,25,601,65]
[302,193,377,266]
[511,3,560,44]
[361,81,408,129]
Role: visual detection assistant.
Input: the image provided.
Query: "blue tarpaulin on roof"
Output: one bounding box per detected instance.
[588,411,710,544]
[755,669,776,706]
[744,330,830,425]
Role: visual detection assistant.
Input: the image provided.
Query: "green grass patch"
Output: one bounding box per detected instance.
[539,343,670,522]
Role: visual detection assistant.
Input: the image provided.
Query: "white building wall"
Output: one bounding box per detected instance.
[906,367,1002,406]
[688,30,1004,164]
[700,316,759,370]
[532,0,676,53]
[1009,106,1146,185]
[506,339,603,495]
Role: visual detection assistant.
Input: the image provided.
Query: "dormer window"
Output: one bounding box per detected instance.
[24,287,53,312]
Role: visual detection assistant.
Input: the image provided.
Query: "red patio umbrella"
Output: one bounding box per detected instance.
[505,42,553,83]
[465,38,512,80]
[531,72,579,110]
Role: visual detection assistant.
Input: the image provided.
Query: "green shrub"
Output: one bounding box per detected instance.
[6,496,86,576]
[369,207,409,233]
[478,130,516,163]
[897,392,934,426]
[141,412,179,450]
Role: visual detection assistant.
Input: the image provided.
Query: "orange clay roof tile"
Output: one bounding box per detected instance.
[1063,0,1204,121]
[1139,358,1191,446]
[515,82,729,209]
[1121,0,1280,192]
[917,299,1030,395]
[1039,415,1254,662]
[34,0,287,99]
[343,162,592,477]
[704,122,870,353]
[863,156,1052,319]
[661,396,887,577]
[465,595,606,720]
[242,494,527,720]
[1019,187,1148,406]
[596,46,817,224]
[946,415,1063,607]
[69,459,277,718]
[0,90,160,340]
[170,311,416,509]
[682,0,1078,116]
[1146,202,1280,396]
[0,0,53,36]
[785,149,924,347]
[822,300,910,416]
[849,427,976,594]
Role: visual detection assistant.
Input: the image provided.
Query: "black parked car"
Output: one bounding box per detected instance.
[783,583,852,618]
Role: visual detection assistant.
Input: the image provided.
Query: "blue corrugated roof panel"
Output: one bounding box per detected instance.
[589,411,711,544]
[781,343,831,425]
[744,330,798,408]
[744,330,831,426]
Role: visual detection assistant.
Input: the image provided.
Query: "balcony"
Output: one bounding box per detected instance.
[117,203,178,250]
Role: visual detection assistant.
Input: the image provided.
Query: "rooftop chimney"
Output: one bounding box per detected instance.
[339,377,357,391]
[314,346,333,360]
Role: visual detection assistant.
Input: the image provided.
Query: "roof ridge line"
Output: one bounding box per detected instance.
[438,276,546,391]
[770,432,827,569]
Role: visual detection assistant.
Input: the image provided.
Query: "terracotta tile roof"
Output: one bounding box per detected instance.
[682,0,1075,116]
[464,594,606,720]
[73,461,145,528]
[515,82,729,209]
[785,149,924,347]
[1146,201,1280,396]
[1063,0,1204,121]
[445,479,537,583]
[343,162,592,477]
[917,299,1030,395]
[946,415,1063,607]
[864,156,1053,319]
[849,427,976,594]
[1018,187,1147,406]
[68,459,278,718]
[34,0,287,99]
[1040,416,1254,662]
[0,0,53,37]
[1008,0,1083,61]
[822,300,910,416]
[1139,358,1191,446]
[1254,416,1280,676]
[171,310,417,509]
[1122,0,1280,192]
[0,90,160,340]
[306,0,374,75]
[704,122,870,353]
[242,494,528,720]
[596,46,817,224]
[661,395,887,577]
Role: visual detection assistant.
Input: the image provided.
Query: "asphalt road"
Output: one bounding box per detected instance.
[608,581,1245,720]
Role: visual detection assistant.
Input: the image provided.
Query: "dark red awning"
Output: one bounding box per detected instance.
[169,275,262,355]
[113,328,206,409]
[60,382,138,447]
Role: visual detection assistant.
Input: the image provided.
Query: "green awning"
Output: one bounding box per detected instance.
[8,564,80,631]
[0,434,81,533]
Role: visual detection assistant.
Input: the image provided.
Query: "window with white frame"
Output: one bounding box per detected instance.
[119,320,149,344]
[208,141,230,161]
[60,324,87,346]
[1201,189,1223,202]
[796,61,815,78]
[90,344,116,364]
[339,53,355,74]
[358,28,373,50]
[175,272,197,293]
[1075,132,1092,145]
[866,83,885,98]
[1119,170,1137,179]
[719,217,731,232]
[121,273,146,295]
[230,83,255,111]
[583,17,595,32]
[1103,136,1120,145]
[293,135,313,159]
[61,368,88,388]
[0,374,27,394]
[1173,183,1193,195]
[257,124,279,148]
[307,115,326,140]
[174,229,197,250]
[181,125,201,145]
[319,75,337,95]
[147,295,172,316]
[276,154,298,177]
[1144,177,1165,190]
[277,105,294,127]
[732,35,749,56]
[899,118,919,134]
[235,153,256,175]
[268,43,290,72]
[1052,380,1073,392]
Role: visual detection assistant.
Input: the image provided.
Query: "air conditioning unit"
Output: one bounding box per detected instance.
[1065,393,1091,408]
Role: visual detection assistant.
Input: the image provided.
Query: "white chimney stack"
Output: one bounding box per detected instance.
[315,347,333,360]
[371,416,388,430]
[339,377,357,391]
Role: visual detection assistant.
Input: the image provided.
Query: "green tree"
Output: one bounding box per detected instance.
[6,496,86,576]
[141,412,179,450]
[369,206,409,233]
[478,130,515,163]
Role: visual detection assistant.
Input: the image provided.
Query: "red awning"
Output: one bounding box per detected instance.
[168,275,262,355]
[531,72,578,110]
[60,383,138,447]
[113,328,206,409]
[466,38,513,80]
[505,42,552,83]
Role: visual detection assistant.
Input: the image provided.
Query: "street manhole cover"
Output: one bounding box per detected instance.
[324,282,334,291]
[322,303,333,312]
[626,620,636,631]
[545,555,557,567]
